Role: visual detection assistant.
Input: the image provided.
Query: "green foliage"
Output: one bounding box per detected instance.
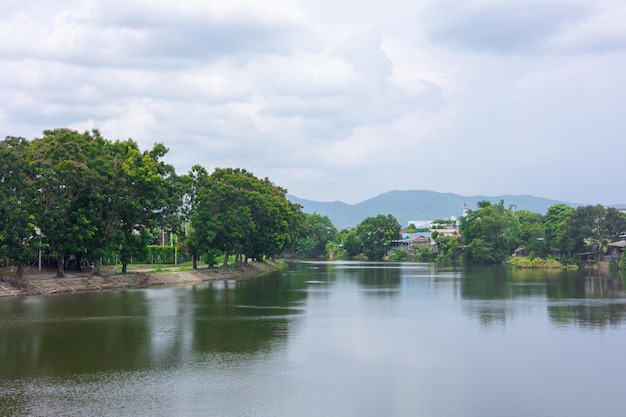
[417,246,437,262]
[514,210,546,257]
[1,128,303,277]
[543,204,573,254]
[432,231,460,260]
[110,139,179,273]
[29,129,124,276]
[0,137,38,279]
[459,200,519,264]
[325,241,340,259]
[144,245,177,264]
[339,228,362,257]
[293,213,337,258]
[507,256,563,269]
[356,214,401,259]
[387,249,408,261]
[189,167,301,265]
[558,205,625,262]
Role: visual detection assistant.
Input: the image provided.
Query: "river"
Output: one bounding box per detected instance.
[1,261,626,416]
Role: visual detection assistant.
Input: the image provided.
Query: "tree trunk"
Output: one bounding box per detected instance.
[223,251,230,267]
[192,253,198,270]
[122,263,128,274]
[93,257,101,275]
[10,262,28,288]
[56,255,65,278]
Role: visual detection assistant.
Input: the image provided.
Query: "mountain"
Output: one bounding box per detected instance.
[287,190,578,229]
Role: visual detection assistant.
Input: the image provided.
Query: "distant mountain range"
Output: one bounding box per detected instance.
[287,190,582,229]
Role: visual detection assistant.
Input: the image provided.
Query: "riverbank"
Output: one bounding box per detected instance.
[0,260,283,297]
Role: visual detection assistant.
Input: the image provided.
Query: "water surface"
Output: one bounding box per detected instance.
[1,261,625,416]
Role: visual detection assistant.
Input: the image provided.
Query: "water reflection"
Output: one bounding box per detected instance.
[459,265,626,328]
[2,262,626,417]
[0,291,151,378]
[191,272,307,354]
[0,271,308,380]
[549,301,626,329]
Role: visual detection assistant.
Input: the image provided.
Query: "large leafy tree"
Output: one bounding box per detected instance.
[459,200,519,264]
[514,210,545,256]
[340,228,362,257]
[602,208,626,241]
[356,214,401,259]
[543,204,573,256]
[294,213,337,258]
[19,128,178,277]
[190,167,301,266]
[110,140,178,273]
[559,205,626,262]
[180,165,210,269]
[31,129,113,277]
[242,176,302,260]
[0,137,38,282]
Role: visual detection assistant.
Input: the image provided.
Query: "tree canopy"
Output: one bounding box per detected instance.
[291,213,338,258]
[459,200,626,265]
[356,214,401,259]
[187,167,301,266]
[459,200,519,264]
[1,129,304,278]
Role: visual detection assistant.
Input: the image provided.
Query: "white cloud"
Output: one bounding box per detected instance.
[1,0,625,206]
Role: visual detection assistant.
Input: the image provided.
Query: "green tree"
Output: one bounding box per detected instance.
[459,200,519,264]
[559,205,625,262]
[190,167,301,266]
[514,210,545,257]
[294,213,337,258]
[432,231,460,260]
[180,165,210,269]
[31,129,112,277]
[110,140,178,273]
[0,137,38,283]
[544,204,573,256]
[341,228,362,257]
[602,208,626,241]
[356,214,401,259]
[560,205,605,261]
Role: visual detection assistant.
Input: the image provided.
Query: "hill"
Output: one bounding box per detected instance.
[287,190,578,229]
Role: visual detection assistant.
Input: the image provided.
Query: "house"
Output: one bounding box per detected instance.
[606,240,626,261]
[389,233,431,251]
[512,247,528,257]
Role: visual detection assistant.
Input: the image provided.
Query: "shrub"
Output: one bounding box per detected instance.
[388,250,408,261]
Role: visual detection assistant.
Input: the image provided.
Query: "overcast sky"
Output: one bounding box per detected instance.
[2,0,625,205]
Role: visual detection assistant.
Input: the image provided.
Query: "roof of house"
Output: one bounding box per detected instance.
[608,240,626,248]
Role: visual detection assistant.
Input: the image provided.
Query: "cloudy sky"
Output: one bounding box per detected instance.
[2,0,625,205]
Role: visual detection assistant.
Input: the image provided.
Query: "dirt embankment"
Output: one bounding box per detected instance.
[0,261,282,298]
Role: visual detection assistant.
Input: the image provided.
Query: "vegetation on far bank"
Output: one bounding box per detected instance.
[506,256,576,270]
[286,201,626,270]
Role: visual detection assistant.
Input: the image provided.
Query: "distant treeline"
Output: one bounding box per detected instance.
[288,200,626,267]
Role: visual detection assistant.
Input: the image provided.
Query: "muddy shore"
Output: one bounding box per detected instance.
[0,261,283,298]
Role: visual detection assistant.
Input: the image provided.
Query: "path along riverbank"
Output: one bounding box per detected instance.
[0,261,283,298]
